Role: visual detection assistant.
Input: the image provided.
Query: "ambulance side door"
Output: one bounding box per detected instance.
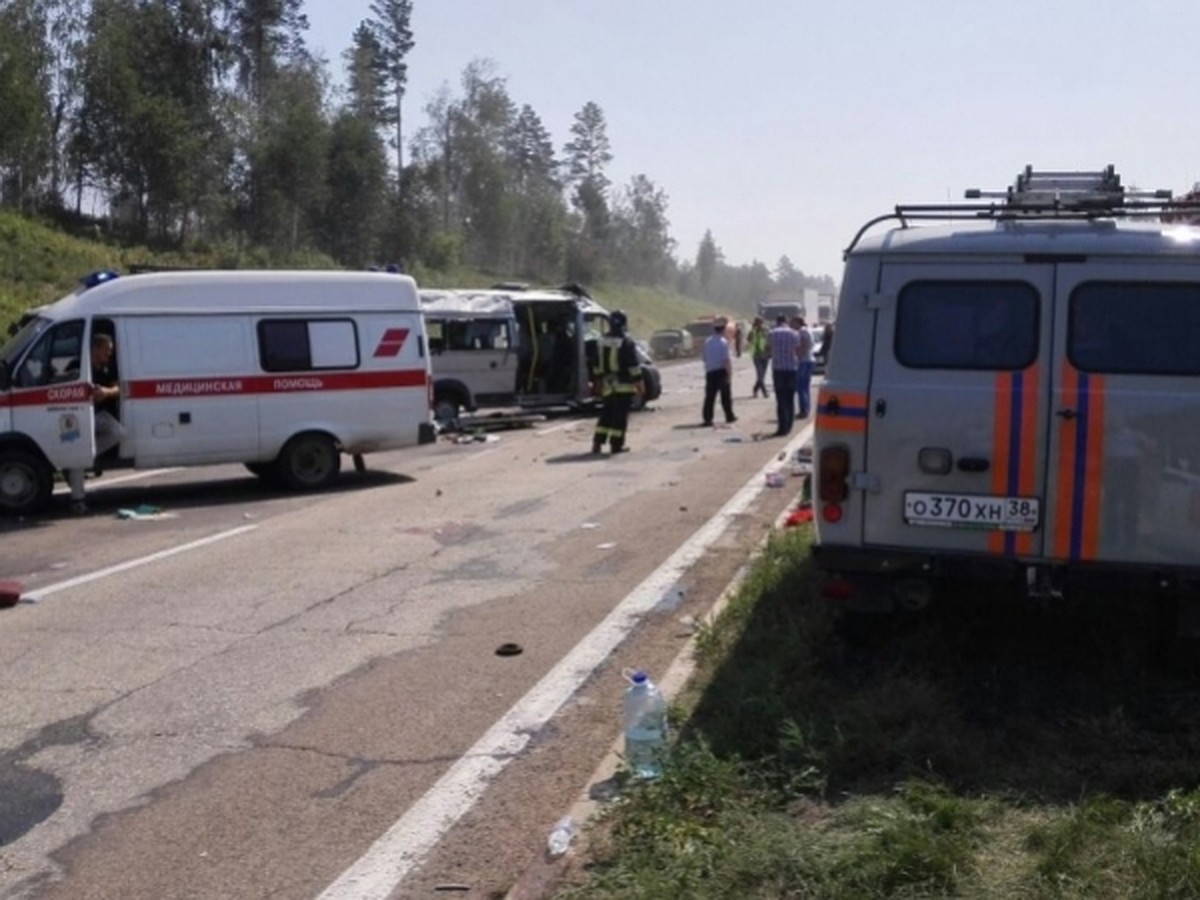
[123,315,259,465]
[9,318,96,469]
[863,264,1052,557]
[1046,263,1200,565]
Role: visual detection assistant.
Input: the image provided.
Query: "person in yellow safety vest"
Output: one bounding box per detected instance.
[747,316,770,398]
[591,310,644,454]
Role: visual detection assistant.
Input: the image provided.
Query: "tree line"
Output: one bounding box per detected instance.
[0,0,832,313]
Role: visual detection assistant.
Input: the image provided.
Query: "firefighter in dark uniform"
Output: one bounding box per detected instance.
[591,310,644,454]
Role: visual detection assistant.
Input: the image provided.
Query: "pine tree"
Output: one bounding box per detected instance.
[344,22,387,125]
[367,0,414,187]
[696,230,721,294]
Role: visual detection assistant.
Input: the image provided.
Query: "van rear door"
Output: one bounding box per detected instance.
[863,264,1052,558]
[1047,263,1200,566]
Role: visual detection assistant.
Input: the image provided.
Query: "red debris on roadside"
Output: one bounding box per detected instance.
[0,581,24,609]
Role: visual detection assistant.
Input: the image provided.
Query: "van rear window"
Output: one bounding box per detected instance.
[895,281,1039,370]
[258,319,358,372]
[1070,282,1200,375]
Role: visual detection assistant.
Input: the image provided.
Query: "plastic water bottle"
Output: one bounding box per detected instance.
[623,670,668,779]
[546,815,574,857]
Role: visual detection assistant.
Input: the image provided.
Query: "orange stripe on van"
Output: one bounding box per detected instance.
[1015,364,1040,555]
[816,415,866,433]
[1080,375,1106,560]
[988,372,1014,555]
[1053,363,1079,560]
[817,389,868,408]
[816,388,868,434]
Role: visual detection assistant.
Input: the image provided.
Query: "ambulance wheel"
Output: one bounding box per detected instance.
[276,433,341,491]
[0,448,53,516]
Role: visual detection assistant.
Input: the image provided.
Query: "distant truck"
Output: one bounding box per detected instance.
[649,328,694,359]
[684,316,737,344]
[759,288,837,324]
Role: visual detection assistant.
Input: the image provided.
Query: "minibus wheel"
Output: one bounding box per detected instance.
[433,391,462,426]
[0,448,53,516]
[275,433,341,491]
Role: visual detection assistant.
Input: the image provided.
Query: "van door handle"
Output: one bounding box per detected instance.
[1056,408,1077,420]
[956,456,990,473]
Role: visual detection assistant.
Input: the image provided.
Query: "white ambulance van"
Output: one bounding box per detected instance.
[814,166,1200,634]
[0,269,435,515]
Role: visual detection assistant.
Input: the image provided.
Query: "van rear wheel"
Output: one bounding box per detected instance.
[433,391,461,426]
[0,448,53,516]
[275,433,341,491]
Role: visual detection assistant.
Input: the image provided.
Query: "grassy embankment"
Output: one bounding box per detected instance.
[0,211,722,335]
[556,526,1200,899]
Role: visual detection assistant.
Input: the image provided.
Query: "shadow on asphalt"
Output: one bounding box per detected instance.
[542,452,609,465]
[44,470,416,519]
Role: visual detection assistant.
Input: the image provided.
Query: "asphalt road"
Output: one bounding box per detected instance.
[0,357,814,900]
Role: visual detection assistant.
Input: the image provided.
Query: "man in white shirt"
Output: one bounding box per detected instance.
[793,316,815,419]
[701,320,736,426]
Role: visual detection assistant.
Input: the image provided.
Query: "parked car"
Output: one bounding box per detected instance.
[649,328,694,359]
[633,341,662,409]
[810,325,827,375]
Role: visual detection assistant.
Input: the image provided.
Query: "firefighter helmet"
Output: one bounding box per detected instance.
[610,310,628,331]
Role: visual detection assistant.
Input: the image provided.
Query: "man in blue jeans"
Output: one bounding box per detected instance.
[793,316,815,419]
[768,315,799,436]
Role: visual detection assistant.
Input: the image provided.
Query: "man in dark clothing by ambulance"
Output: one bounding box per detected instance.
[591,310,644,454]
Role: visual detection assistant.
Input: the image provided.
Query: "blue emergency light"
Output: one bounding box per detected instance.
[80,270,120,289]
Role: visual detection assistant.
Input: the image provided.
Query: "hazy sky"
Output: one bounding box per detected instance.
[304,0,1199,282]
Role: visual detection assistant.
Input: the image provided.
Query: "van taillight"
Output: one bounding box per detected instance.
[819,446,850,502]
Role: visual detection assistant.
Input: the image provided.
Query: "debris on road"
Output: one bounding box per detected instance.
[784,506,814,527]
[0,581,23,609]
[495,642,523,657]
[115,504,174,521]
[447,432,501,445]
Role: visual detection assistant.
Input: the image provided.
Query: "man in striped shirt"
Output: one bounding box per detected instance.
[768,315,799,436]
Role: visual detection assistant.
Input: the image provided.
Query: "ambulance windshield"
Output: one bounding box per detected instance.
[1,315,51,373]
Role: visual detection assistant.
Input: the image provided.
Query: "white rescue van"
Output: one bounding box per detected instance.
[419,283,661,422]
[0,269,435,515]
[814,166,1200,633]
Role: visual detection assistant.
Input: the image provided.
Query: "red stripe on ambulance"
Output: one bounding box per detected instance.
[373,328,410,358]
[126,369,427,399]
[0,383,92,409]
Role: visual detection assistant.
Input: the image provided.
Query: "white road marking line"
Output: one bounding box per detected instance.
[315,424,815,900]
[53,467,185,494]
[25,525,259,600]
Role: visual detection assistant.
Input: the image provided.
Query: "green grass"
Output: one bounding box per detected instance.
[0,211,723,337]
[556,527,1200,898]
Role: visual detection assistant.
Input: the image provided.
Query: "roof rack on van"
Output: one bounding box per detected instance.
[844,164,1200,258]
